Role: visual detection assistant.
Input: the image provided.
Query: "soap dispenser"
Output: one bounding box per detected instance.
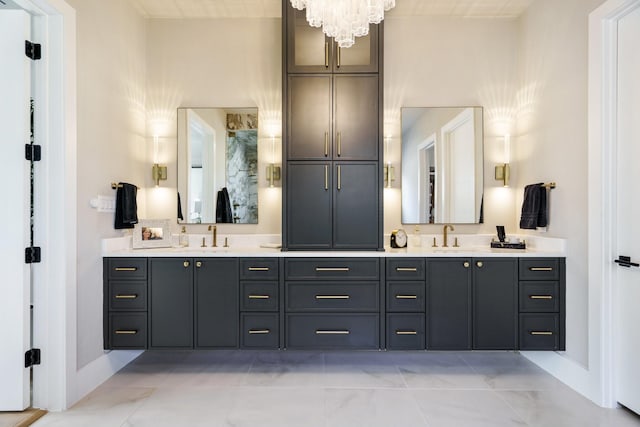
[179,226,189,247]
[411,226,422,248]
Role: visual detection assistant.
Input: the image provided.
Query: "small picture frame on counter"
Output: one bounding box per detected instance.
[132,219,172,249]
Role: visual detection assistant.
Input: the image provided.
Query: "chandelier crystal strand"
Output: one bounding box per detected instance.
[291,0,396,48]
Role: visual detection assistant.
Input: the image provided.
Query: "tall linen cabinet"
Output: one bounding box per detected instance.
[282,2,384,251]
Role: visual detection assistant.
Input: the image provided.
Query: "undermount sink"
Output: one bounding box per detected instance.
[175,246,228,253]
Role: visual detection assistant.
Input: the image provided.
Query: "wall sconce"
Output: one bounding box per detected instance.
[266,164,281,187]
[384,164,395,188]
[495,134,511,187]
[152,134,167,187]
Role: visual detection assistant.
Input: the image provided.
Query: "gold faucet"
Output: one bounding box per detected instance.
[442,224,454,247]
[208,225,217,247]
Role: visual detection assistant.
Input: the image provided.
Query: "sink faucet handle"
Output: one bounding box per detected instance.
[453,237,459,248]
[432,237,438,248]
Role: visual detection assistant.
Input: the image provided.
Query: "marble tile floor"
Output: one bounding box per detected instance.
[19,350,640,427]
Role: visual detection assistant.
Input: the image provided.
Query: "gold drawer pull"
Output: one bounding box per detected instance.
[396,267,418,272]
[316,330,350,335]
[114,330,137,335]
[530,267,553,271]
[248,267,270,271]
[248,329,270,335]
[115,294,138,299]
[248,295,271,299]
[315,267,350,272]
[114,267,137,272]
[395,295,418,299]
[315,295,350,300]
[530,331,554,336]
[529,295,553,300]
[396,330,418,335]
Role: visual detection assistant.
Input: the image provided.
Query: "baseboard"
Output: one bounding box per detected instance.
[70,350,143,407]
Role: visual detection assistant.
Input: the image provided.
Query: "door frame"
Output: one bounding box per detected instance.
[588,0,640,408]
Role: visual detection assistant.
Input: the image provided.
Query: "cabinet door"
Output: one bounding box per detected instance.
[286,6,334,73]
[472,258,518,350]
[149,258,193,348]
[427,258,472,350]
[286,162,333,249]
[195,258,239,348]
[288,76,332,159]
[332,26,379,73]
[334,75,379,160]
[333,162,380,250]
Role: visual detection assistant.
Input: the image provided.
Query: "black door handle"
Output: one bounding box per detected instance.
[615,256,639,268]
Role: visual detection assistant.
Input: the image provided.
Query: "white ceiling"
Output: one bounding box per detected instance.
[129,0,535,19]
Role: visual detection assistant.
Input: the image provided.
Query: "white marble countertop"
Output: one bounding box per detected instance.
[103,235,566,258]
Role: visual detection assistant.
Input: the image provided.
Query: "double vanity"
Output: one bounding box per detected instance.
[103,241,565,353]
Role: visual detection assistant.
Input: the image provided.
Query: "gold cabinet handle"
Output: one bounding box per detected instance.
[115,294,138,299]
[316,330,350,335]
[248,267,270,271]
[337,165,341,190]
[324,41,329,68]
[337,132,342,157]
[395,295,418,299]
[114,330,137,335]
[196,261,202,268]
[324,132,329,157]
[315,267,350,272]
[396,330,418,335]
[324,165,329,190]
[114,267,137,272]
[476,261,484,268]
[249,329,270,335]
[463,262,470,268]
[529,295,553,300]
[530,267,553,271]
[530,331,554,336]
[315,295,350,300]
[396,267,418,272]
[337,45,341,68]
[183,261,190,268]
[248,295,271,299]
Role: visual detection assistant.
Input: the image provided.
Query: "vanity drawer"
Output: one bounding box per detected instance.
[519,313,560,350]
[109,281,147,311]
[109,313,147,349]
[240,282,279,311]
[519,282,559,312]
[286,314,379,349]
[386,259,425,281]
[241,313,279,348]
[107,258,147,280]
[285,258,379,280]
[519,259,560,281]
[239,258,279,281]
[386,282,425,312]
[286,281,379,312]
[387,313,425,350]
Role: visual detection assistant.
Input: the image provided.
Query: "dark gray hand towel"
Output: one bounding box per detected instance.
[177,192,184,221]
[215,187,234,223]
[114,182,138,229]
[519,183,547,229]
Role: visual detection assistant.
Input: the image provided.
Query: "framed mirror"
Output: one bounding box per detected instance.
[177,108,258,224]
[401,107,484,224]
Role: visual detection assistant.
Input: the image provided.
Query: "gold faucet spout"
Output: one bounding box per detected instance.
[443,224,454,247]
[208,225,217,247]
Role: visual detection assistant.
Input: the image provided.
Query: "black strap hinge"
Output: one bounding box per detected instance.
[25,247,41,264]
[25,40,42,60]
[25,349,41,368]
[25,144,42,162]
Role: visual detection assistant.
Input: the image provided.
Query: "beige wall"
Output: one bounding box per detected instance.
[68,0,147,368]
[516,0,606,368]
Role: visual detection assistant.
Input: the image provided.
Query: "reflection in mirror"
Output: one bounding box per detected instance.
[177,108,258,224]
[401,107,484,224]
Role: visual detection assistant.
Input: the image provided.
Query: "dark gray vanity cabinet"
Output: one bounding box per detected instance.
[195,258,239,348]
[472,258,518,350]
[386,258,426,350]
[285,4,379,74]
[103,258,148,349]
[239,258,280,349]
[427,258,473,350]
[518,258,565,350]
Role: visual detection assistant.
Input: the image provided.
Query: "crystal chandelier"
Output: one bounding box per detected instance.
[290,0,396,48]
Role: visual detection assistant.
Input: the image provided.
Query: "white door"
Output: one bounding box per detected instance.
[615,4,640,415]
[0,9,33,411]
